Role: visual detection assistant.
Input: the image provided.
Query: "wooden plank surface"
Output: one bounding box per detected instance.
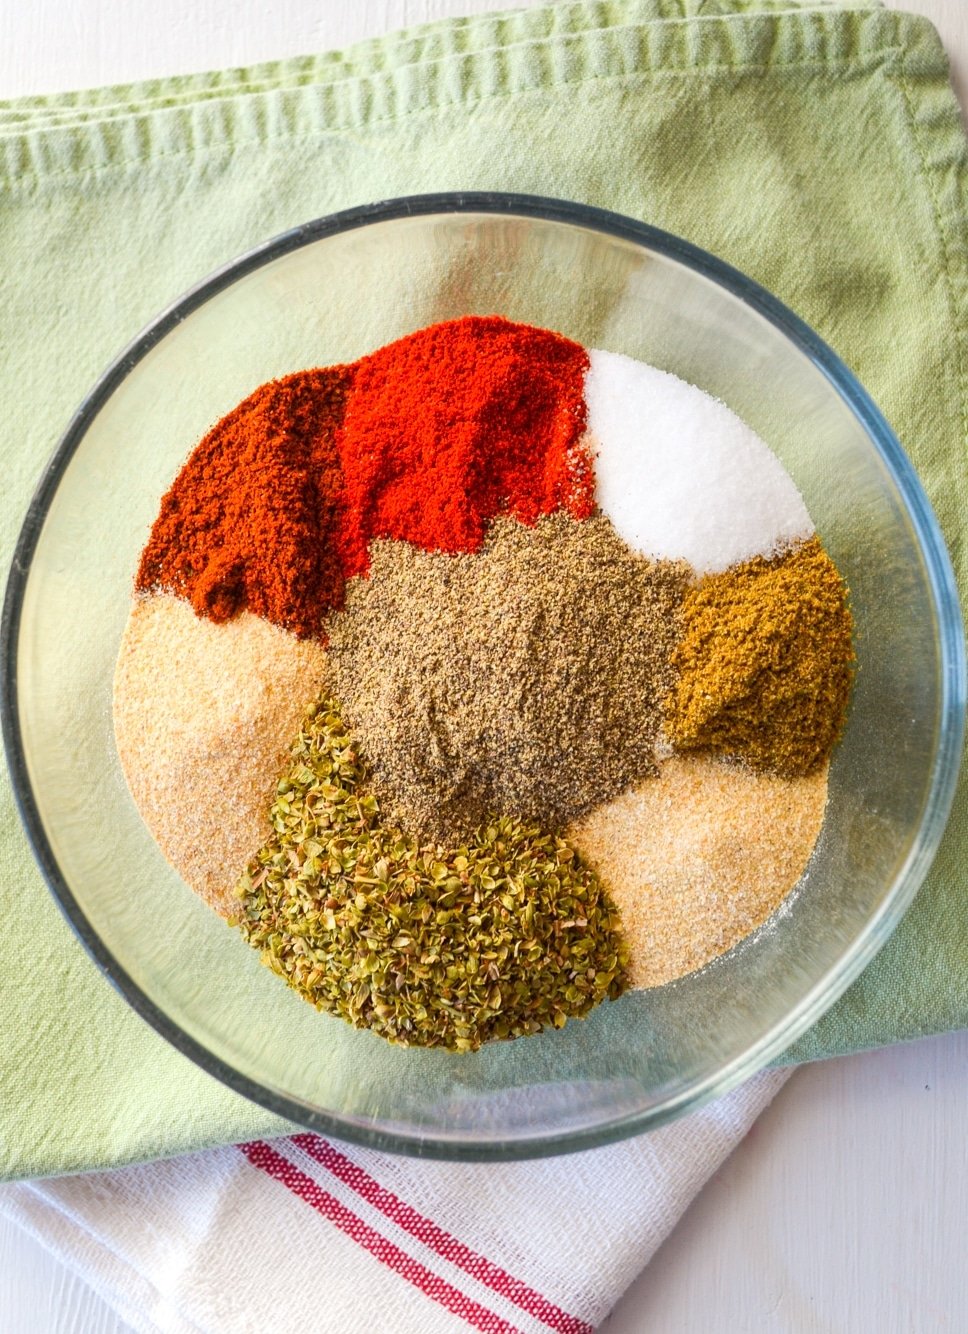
[1,2,966,1331]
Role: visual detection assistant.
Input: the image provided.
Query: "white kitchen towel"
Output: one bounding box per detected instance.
[0,1068,788,1333]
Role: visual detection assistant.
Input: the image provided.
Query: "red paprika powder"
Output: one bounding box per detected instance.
[335,315,593,574]
[135,316,595,639]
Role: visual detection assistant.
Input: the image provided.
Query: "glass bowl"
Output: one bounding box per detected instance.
[3,194,964,1160]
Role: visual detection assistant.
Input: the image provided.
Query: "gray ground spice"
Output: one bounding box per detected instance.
[327,512,688,842]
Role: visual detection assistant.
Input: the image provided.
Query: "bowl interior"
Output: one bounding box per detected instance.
[8,201,963,1157]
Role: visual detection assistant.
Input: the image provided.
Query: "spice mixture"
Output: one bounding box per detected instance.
[136,317,593,639]
[328,513,687,841]
[115,314,856,1051]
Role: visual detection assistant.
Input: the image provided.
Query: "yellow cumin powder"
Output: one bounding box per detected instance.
[666,536,854,777]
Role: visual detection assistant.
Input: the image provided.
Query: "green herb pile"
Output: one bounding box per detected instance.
[233,698,630,1051]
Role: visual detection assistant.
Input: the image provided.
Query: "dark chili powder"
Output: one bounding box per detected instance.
[136,367,353,640]
[136,316,593,639]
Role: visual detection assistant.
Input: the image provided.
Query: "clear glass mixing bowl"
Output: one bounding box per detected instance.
[3,195,964,1159]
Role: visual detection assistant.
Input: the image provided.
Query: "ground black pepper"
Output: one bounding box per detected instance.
[328,512,688,841]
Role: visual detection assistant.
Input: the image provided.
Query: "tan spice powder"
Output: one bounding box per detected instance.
[570,754,828,988]
[327,512,688,842]
[113,594,328,916]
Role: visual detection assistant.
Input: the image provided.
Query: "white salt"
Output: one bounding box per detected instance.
[584,348,812,573]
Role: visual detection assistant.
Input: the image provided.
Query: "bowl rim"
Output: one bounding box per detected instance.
[3,191,965,1161]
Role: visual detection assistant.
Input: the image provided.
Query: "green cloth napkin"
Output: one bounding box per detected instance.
[1,0,966,1181]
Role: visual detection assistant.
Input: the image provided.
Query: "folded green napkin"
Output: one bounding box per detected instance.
[1,0,966,1181]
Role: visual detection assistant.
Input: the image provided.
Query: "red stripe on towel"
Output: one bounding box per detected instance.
[289,1133,592,1334]
[238,1141,522,1334]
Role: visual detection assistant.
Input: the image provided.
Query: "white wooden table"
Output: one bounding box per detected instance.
[1,3,966,1330]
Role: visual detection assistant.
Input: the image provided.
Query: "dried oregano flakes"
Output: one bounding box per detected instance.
[233,698,630,1051]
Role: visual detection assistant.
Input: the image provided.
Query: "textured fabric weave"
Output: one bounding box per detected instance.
[1,0,966,1179]
[0,1070,789,1332]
